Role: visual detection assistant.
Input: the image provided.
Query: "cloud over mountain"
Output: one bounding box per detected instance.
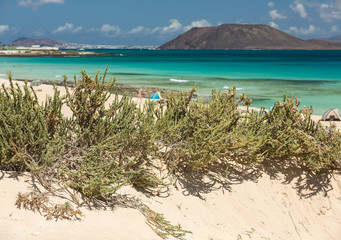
[52,23,83,34]
[269,9,287,20]
[290,1,308,18]
[0,25,10,34]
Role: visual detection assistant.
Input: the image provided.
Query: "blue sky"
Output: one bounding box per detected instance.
[0,0,341,45]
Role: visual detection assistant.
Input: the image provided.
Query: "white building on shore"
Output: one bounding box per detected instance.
[16,45,59,50]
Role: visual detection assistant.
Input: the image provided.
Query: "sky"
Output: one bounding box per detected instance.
[0,0,341,45]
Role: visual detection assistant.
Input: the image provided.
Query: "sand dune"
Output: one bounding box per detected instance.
[1,169,341,240]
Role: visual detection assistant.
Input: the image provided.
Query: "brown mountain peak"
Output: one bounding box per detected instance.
[160,24,341,50]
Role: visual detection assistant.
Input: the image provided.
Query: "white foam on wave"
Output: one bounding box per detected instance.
[223,86,243,90]
[0,74,6,76]
[56,75,62,78]
[170,78,189,83]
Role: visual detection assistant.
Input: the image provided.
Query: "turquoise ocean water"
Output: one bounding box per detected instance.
[1,49,341,115]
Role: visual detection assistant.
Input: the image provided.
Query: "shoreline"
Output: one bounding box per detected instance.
[6,77,182,99]
[1,77,339,130]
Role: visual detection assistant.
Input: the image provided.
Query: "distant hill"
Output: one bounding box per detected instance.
[11,37,69,47]
[160,24,341,50]
[321,35,341,43]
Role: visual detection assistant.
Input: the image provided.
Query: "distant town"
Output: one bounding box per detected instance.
[0,37,157,52]
[0,37,157,57]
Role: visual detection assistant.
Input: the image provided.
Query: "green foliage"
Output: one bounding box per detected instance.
[244,95,341,169]
[0,72,62,171]
[59,67,163,198]
[64,66,114,135]
[2,68,337,175]
[61,140,162,200]
[157,86,254,172]
[156,89,341,173]
[44,85,65,137]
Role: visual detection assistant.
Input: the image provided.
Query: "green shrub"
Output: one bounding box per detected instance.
[245,95,341,169]
[156,88,340,173]
[0,72,63,171]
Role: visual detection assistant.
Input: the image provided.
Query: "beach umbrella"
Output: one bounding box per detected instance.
[150,92,161,100]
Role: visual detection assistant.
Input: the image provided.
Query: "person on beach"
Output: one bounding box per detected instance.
[310,106,314,115]
[303,105,307,114]
[138,88,142,103]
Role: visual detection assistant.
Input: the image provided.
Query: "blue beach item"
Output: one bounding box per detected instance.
[150,92,161,100]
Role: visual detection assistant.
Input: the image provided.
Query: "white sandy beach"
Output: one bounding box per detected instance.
[0,77,341,240]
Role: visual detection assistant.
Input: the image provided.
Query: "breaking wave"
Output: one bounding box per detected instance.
[170,78,189,83]
[223,86,243,90]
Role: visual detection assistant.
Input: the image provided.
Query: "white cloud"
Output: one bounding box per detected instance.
[319,1,341,22]
[72,26,83,33]
[52,23,82,34]
[108,19,213,37]
[331,25,339,33]
[290,1,307,18]
[158,19,212,34]
[0,25,9,34]
[17,0,64,9]
[235,19,246,24]
[151,27,161,34]
[287,26,299,34]
[320,3,329,9]
[126,19,214,36]
[286,24,317,35]
[320,9,341,21]
[128,25,169,35]
[52,23,73,34]
[302,24,317,34]
[269,21,279,29]
[184,19,211,31]
[100,24,122,36]
[128,25,162,35]
[267,2,274,8]
[337,0,341,9]
[129,26,145,34]
[269,9,287,20]
[129,19,184,35]
[162,19,183,33]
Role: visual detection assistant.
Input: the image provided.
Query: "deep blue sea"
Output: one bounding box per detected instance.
[1,49,341,115]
